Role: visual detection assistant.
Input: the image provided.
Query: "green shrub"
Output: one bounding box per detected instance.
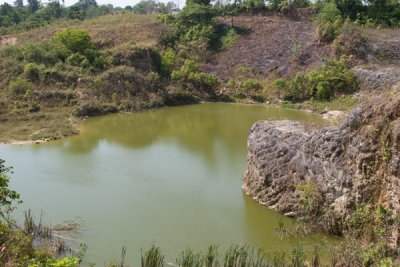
[23,63,40,82]
[226,79,236,88]
[242,79,262,91]
[66,53,86,66]
[273,78,288,90]
[291,43,303,61]
[188,72,218,88]
[9,78,32,96]
[53,29,94,54]
[219,27,238,51]
[161,48,178,75]
[315,3,342,42]
[171,59,219,89]
[29,100,40,113]
[285,57,357,101]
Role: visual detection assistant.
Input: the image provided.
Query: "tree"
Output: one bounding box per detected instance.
[0,3,20,27]
[334,0,364,20]
[68,5,85,20]
[13,0,24,8]
[132,0,158,14]
[37,0,62,20]
[27,0,41,13]
[0,159,20,218]
[186,0,211,6]
[366,0,399,25]
[86,4,113,18]
[177,3,216,27]
[74,0,98,10]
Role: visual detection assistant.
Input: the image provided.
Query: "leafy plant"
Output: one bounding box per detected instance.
[9,77,32,96]
[53,29,94,54]
[315,2,342,42]
[0,160,21,217]
[242,79,262,91]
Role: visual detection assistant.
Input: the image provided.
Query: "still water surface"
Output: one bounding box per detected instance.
[1,103,331,265]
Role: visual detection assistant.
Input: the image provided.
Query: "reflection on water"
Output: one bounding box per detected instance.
[1,103,330,265]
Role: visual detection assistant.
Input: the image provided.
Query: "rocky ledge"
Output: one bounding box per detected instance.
[243,83,400,242]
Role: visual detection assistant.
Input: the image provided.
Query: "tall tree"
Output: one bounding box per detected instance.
[74,0,98,10]
[334,0,364,20]
[27,0,41,13]
[186,0,211,6]
[13,0,24,8]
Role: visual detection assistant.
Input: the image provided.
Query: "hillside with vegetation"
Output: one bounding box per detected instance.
[0,0,399,142]
[1,0,400,264]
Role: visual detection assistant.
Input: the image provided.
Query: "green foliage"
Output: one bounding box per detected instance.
[291,43,303,61]
[51,29,103,69]
[141,245,164,267]
[241,79,262,91]
[28,257,80,267]
[296,182,322,215]
[53,29,94,54]
[24,62,40,81]
[219,27,239,51]
[66,53,87,66]
[9,77,32,95]
[176,249,203,267]
[132,0,176,14]
[204,245,219,267]
[0,159,21,217]
[273,78,288,90]
[27,0,41,13]
[171,60,219,89]
[186,0,211,6]
[315,2,342,42]
[0,220,34,265]
[226,79,236,88]
[160,48,178,75]
[283,57,357,101]
[163,3,221,60]
[289,245,306,267]
[244,0,265,12]
[176,4,216,29]
[334,0,364,20]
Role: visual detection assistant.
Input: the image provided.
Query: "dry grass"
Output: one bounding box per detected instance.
[209,15,332,80]
[11,13,167,50]
[0,107,77,143]
[360,27,400,42]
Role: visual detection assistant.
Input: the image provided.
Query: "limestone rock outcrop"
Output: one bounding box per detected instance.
[243,85,400,240]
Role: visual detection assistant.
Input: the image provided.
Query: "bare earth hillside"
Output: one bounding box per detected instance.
[208,15,332,80]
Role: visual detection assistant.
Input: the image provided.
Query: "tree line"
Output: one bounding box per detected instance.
[0,0,178,32]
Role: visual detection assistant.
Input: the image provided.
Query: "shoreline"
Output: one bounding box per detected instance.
[0,102,349,146]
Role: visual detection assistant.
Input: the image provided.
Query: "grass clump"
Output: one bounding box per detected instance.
[141,245,165,267]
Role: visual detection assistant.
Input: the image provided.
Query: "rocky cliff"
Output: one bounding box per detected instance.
[243,83,400,241]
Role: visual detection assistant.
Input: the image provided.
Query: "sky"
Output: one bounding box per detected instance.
[0,0,183,9]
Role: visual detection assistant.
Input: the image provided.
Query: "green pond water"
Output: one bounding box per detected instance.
[1,103,333,265]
